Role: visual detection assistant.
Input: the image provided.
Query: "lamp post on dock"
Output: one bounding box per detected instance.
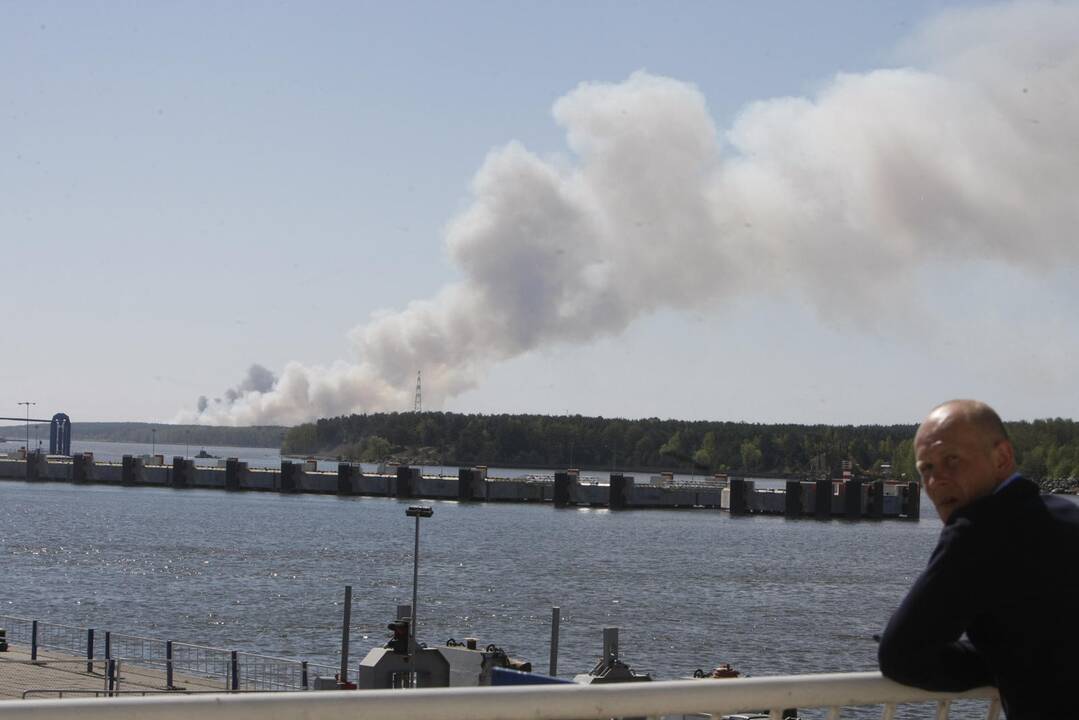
[152,428,156,456]
[405,505,433,642]
[17,402,35,480]
[17,401,34,452]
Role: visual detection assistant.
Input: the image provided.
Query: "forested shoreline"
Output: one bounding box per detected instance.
[0,422,287,450]
[282,412,1079,482]
[8,414,1076,484]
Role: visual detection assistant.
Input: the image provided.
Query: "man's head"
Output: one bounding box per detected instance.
[915,399,1016,523]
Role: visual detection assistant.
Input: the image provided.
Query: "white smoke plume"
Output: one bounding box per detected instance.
[196,364,278,416]
[180,1,1079,426]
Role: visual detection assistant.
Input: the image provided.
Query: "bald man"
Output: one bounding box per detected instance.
[878,400,1079,719]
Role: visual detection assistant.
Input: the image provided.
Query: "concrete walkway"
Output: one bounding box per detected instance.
[0,644,234,700]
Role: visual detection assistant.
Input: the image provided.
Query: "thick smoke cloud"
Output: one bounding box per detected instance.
[179,1,1079,426]
[195,364,278,418]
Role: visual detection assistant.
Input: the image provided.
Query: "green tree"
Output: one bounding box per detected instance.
[282,424,318,454]
[360,436,392,462]
[659,430,689,460]
[693,432,720,470]
[740,438,763,472]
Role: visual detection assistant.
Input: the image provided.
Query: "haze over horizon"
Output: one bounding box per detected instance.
[5,1,1078,427]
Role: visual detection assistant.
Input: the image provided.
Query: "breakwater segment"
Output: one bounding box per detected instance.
[0,452,919,518]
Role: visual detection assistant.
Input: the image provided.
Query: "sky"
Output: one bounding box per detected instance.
[3,0,1078,426]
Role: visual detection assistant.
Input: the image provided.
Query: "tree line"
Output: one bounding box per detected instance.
[0,422,289,450]
[281,412,1079,481]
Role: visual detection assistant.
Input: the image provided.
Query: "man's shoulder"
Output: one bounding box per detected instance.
[947,477,1079,563]
[950,476,1041,525]
[940,478,1040,549]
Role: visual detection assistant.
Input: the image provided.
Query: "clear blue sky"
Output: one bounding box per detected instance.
[4,0,1077,425]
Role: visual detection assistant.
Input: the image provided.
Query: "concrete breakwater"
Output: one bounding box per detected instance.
[0,453,919,518]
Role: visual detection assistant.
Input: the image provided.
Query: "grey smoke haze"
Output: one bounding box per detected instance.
[179,1,1079,426]
[196,364,278,416]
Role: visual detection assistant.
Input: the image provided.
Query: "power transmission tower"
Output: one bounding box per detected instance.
[413,371,422,413]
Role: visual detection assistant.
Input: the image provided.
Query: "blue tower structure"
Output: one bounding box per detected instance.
[49,413,71,455]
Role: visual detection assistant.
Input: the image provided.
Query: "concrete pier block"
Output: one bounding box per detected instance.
[280,461,302,493]
[903,481,921,519]
[728,478,749,515]
[394,466,419,498]
[457,468,473,501]
[609,474,633,509]
[868,480,884,518]
[784,480,802,517]
[121,455,145,486]
[73,454,94,484]
[171,456,195,488]
[457,468,486,501]
[553,472,576,507]
[25,451,46,481]
[225,458,248,491]
[337,463,356,495]
[814,479,831,519]
[844,479,863,518]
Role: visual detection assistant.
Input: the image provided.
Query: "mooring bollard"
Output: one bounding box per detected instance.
[549,606,561,677]
[87,628,95,673]
[339,585,352,684]
[166,640,174,688]
[230,650,239,691]
[31,620,38,661]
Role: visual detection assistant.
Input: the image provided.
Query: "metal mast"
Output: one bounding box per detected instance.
[413,371,422,413]
[17,401,35,453]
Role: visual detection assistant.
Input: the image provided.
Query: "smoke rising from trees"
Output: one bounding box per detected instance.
[179,2,1079,426]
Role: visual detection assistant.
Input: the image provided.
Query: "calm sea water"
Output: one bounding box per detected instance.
[4,442,1062,716]
[1,476,946,678]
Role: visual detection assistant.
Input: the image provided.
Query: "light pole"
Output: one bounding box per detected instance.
[17,402,35,455]
[405,505,433,642]
[152,428,157,456]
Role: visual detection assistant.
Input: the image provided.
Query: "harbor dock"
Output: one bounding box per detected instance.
[0,645,232,700]
[0,452,920,519]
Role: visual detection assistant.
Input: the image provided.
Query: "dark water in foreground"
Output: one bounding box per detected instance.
[4,480,1063,715]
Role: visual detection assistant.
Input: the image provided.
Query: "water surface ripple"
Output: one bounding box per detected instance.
[0,480,963,681]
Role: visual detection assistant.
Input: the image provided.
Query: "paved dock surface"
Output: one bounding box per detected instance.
[0,644,233,700]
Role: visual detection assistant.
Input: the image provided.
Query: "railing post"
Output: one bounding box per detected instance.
[166,640,174,688]
[104,631,111,660]
[549,606,561,677]
[107,658,116,696]
[302,661,309,690]
[230,650,239,691]
[30,620,38,661]
[87,628,95,673]
[339,585,352,684]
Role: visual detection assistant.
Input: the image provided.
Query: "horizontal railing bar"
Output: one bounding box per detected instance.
[0,672,999,720]
[2,617,83,630]
[23,689,295,698]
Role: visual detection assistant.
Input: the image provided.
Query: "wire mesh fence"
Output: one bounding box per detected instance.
[0,614,336,696]
[106,633,169,667]
[0,657,113,700]
[37,621,87,657]
[235,653,338,691]
[0,617,35,646]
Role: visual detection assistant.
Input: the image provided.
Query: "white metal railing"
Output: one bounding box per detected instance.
[0,672,1000,719]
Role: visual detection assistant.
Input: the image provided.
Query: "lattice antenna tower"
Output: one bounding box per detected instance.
[413,371,422,413]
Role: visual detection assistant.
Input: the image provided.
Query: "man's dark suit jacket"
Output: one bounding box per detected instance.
[878,477,1079,719]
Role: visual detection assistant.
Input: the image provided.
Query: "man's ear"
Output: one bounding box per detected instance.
[992,439,1016,476]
